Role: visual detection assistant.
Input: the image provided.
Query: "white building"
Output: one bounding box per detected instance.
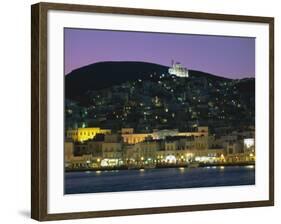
[168,60,189,77]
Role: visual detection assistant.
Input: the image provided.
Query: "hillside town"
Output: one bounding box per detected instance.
[65,61,255,171]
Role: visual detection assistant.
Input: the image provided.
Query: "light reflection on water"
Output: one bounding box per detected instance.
[65,166,255,194]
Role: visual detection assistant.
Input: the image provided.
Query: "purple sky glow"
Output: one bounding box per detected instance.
[64,28,255,79]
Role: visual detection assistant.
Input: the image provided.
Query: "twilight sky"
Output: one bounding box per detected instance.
[64,28,255,79]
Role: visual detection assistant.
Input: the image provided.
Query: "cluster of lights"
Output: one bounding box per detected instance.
[100,159,123,167]
[194,155,224,163]
[165,155,177,164]
[244,138,254,148]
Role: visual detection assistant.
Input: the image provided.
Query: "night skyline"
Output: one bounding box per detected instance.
[64,28,255,79]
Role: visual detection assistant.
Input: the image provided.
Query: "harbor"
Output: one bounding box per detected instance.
[65,165,255,194]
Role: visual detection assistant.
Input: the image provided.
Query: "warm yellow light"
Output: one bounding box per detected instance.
[68,127,111,142]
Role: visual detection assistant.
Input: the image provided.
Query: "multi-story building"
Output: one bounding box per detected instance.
[64,141,94,168]
[102,134,123,159]
[221,137,255,163]
[87,140,103,157]
[225,140,244,154]
[122,126,209,145]
[66,127,111,142]
[122,132,153,144]
[65,140,74,162]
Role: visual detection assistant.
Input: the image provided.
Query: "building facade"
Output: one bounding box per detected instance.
[66,127,111,142]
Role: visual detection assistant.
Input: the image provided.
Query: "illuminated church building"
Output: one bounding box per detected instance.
[168,60,189,77]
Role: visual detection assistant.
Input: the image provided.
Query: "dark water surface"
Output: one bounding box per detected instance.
[65,166,255,194]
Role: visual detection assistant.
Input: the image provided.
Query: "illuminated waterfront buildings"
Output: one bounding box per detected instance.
[65,126,255,169]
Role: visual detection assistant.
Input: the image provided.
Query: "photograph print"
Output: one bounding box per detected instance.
[64,28,255,194]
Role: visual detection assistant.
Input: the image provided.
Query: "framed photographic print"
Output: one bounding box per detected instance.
[31,2,274,221]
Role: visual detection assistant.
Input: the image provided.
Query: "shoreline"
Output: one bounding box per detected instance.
[65,162,255,172]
